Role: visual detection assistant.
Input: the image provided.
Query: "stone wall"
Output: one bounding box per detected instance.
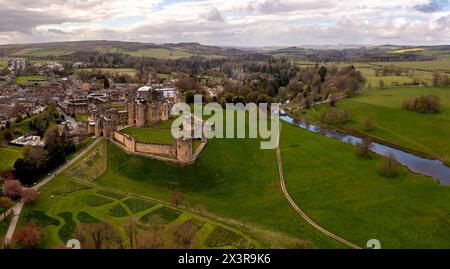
[135,142,175,157]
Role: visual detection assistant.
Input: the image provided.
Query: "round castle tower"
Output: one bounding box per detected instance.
[176,138,193,162]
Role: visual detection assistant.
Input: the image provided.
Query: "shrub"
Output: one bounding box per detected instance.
[378,152,399,177]
[3,132,13,141]
[23,210,60,227]
[319,108,350,125]
[15,223,42,248]
[363,118,374,131]
[344,88,353,98]
[123,197,156,213]
[204,226,253,249]
[77,212,99,223]
[96,190,125,200]
[108,203,129,217]
[85,194,113,207]
[140,207,181,224]
[57,212,76,242]
[402,94,442,113]
[356,138,374,158]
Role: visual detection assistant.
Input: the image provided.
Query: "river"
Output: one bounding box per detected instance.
[280,112,450,185]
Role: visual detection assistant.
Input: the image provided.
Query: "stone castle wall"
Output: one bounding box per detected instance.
[135,142,175,157]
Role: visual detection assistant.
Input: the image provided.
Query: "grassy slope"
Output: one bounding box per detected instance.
[97,138,343,248]
[126,48,193,59]
[0,146,24,171]
[281,122,450,248]
[306,87,450,162]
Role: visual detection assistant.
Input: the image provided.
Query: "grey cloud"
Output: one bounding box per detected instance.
[206,7,224,22]
[0,8,70,33]
[414,0,448,13]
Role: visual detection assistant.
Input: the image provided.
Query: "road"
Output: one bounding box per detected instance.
[275,123,361,249]
[2,137,101,247]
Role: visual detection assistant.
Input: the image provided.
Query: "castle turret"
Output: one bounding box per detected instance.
[176,138,193,162]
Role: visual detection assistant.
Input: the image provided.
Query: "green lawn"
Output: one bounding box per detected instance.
[0,146,24,172]
[281,122,450,248]
[16,141,261,249]
[0,60,8,68]
[15,75,48,85]
[126,48,193,59]
[121,126,175,144]
[305,87,450,163]
[75,115,88,122]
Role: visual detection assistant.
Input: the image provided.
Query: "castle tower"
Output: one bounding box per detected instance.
[135,101,146,127]
[176,138,193,162]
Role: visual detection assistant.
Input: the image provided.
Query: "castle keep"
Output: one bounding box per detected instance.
[88,84,202,164]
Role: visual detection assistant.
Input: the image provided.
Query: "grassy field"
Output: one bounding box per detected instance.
[0,60,8,68]
[370,60,450,72]
[121,126,175,144]
[0,146,24,172]
[15,75,48,85]
[126,48,193,59]
[16,141,262,249]
[75,115,88,122]
[305,86,450,163]
[12,48,75,57]
[281,122,450,248]
[75,68,137,77]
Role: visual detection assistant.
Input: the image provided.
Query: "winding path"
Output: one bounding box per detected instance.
[2,137,101,247]
[276,124,361,249]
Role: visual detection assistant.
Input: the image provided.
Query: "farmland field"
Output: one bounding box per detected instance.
[126,48,193,59]
[370,60,450,72]
[305,86,450,163]
[12,48,75,57]
[75,68,137,77]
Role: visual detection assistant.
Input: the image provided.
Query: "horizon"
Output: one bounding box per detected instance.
[0,0,449,46]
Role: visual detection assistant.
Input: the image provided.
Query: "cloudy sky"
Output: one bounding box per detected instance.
[0,0,449,46]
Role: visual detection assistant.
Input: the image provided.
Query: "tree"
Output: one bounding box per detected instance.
[195,204,206,215]
[173,221,196,248]
[3,131,12,141]
[328,93,338,107]
[318,66,327,83]
[379,80,385,88]
[356,138,374,158]
[137,214,165,249]
[171,190,184,207]
[74,221,120,249]
[2,180,22,199]
[0,197,15,219]
[124,216,139,249]
[15,223,42,248]
[363,118,374,131]
[20,188,39,204]
[378,152,398,177]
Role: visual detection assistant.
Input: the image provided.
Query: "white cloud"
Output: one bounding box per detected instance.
[0,0,448,46]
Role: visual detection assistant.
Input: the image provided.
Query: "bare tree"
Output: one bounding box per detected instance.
[173,221,196,248]
[136,214,165,249]
[356,138,374,158]
[2,180,22,199]
[124,216,139,249]
[74,221,119,249]
[171,190,184,207]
